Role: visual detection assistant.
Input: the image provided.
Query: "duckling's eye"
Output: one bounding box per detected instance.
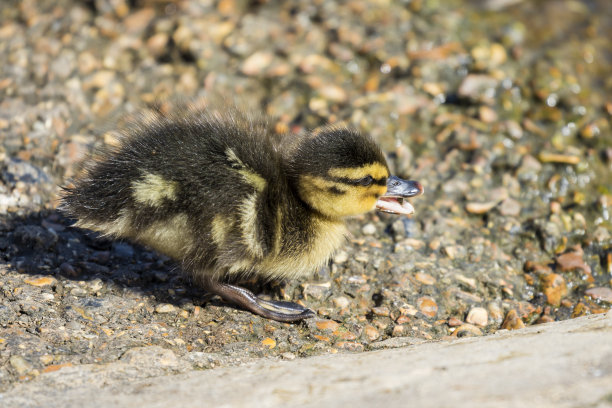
[358,175,374,186]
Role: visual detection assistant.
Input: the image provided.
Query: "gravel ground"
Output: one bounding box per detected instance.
[1,0,611,393]
[2,311,611,408]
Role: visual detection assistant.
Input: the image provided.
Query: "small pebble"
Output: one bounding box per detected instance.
[391,325,405,337]
[541,273,567,306]
[9,355,33,375]
[335,342,364,352]
[585,287,612,303]
[24,276,56,287]
[501,309,525,330]
[453,324,482,337]
[479,106,498,123]
[499,198,521,216]
[155,304,176,314]
[466,201,499,214]
[466,307,488,327]
[281,352,296,360]
[487,302,504,323]
[332,296,350,309]
[371,306,390,317]
[261,337,276,349]
[556,249,592,276]
[316,320,340,332]
[364,325,380,341]
[361,223,376,235]
[70,287,87,297]
[415,272,436,285]
[333,251,349,264]
[417,297,438,318]
[538,153,580,165]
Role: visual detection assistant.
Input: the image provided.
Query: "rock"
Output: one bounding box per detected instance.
[538,153,580,165]
[533,219,562,254]
[332,296,350,309]
[9,355,33,376]
[452,323,483,337]
[501,309,525,330]
[585,287,612,303]
[332,328,357,341]
[499,198,521,216]
[504,120,523,139]
[371,306,390,317]
[0,304,17,323]
[261,338,276,349]
[399,304,418,317]
[517,154,542,177]
[556,248,592,276]
[592,226,610,243]
[361,223,376,235]
[3,157,51,186]
[123,8,155,35]
[185,352,223,369]
[155,304,176,314]
[364,325,380,341]
[541,273,567,306]
[70,287,87,297]
[120,346,180,369]
[241,51,274,76]
[571,302,590,318]
[112,242,135,259]
[333,251,349,264]
[479,106,498,123]
[302,281,332,300]
[334,342,364,352]
[466,201,498,214]
[457,74,498,103]
[24,276,56,287]
[466,307,488,327]
[281,352,296,361]
[147,33,169,58]
[471,43,507,69]
[13,225,58,251]
[391,325,405,337]
[414,272,436,285]
[3,313,612,407]
[417,296,438,318]
[316,320,340,332]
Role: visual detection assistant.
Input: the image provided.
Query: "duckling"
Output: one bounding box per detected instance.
[60,104,423,322]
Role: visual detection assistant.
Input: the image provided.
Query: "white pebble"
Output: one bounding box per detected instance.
[362,223,376,235]
[466,307,489,327]
[155,303,176,313]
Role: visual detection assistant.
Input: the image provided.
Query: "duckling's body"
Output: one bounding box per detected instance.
[61,105,422,322]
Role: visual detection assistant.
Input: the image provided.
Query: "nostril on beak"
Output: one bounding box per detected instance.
[414,181,424,195]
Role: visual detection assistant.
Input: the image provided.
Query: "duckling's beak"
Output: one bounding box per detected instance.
[376,176,424,216]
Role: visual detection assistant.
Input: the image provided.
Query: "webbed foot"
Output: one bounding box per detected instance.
[202,279,315,322]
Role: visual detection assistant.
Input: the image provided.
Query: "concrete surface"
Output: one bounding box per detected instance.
[2,311,611,408]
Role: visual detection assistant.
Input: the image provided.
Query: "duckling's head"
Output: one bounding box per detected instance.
[288,127,422,218]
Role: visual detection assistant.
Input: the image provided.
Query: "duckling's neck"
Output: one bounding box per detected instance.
[260,196,347,280]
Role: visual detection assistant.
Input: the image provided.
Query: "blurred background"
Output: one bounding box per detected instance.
[0,0,610,389]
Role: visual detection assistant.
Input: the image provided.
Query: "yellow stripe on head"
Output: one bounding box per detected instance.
[298,173,387,218]
[328,162,389,181]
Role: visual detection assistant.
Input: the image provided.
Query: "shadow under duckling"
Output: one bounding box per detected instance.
[60,104,423,322]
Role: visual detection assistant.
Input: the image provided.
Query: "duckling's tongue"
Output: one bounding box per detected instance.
[376,197,415,215]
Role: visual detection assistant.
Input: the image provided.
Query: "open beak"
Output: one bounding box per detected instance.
[375,176,424,216]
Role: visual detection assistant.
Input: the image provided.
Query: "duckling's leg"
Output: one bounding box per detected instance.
[202,278,316,322]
